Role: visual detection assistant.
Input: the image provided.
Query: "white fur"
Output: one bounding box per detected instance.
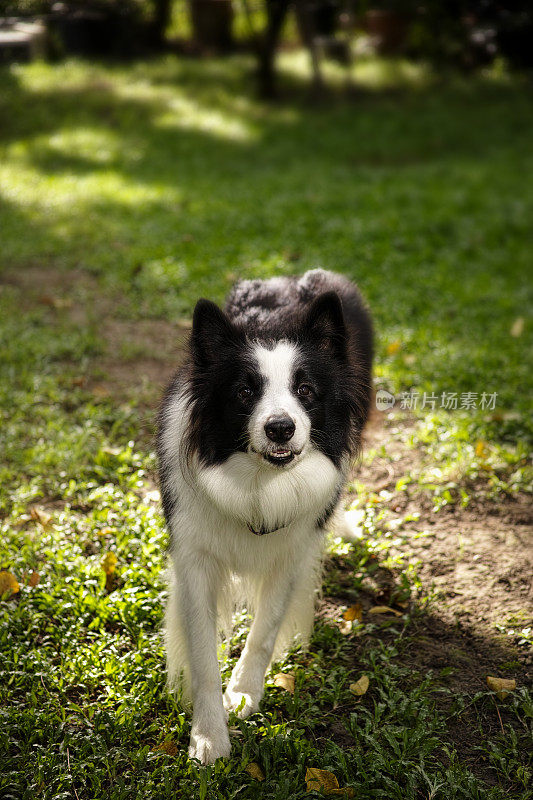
[161,356,346,765]
[248,341,310,457]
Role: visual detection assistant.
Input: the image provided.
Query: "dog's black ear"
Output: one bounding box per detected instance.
[304,291,346,357]
[192,299,241,363]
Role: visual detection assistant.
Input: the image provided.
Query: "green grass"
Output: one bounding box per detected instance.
[0,54,532,799]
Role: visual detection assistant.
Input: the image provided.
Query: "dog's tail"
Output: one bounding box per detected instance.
[331,507,365,542]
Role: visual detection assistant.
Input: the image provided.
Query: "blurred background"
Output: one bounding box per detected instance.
[1,0,533,71]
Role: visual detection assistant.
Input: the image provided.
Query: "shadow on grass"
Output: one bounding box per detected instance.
[2,57,532,167]
[317,548,530,788]
[2,56,531,305]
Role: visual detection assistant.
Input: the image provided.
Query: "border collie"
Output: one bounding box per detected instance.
[157,268,372,764]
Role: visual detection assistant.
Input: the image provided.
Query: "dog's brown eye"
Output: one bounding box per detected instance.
[297,384,312,398]
[238,387,254,401]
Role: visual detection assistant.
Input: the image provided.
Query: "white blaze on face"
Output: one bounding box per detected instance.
[249,341,311,457]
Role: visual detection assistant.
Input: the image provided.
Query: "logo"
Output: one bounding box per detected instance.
[376,389,396,411]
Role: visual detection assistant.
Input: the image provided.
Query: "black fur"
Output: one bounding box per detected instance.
[315,486,343,530]
[224,270,373,460]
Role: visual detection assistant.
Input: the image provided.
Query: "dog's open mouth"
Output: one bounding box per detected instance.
[264,447,295,466]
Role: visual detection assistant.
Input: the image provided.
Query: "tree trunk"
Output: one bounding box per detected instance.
[152,0,172,45]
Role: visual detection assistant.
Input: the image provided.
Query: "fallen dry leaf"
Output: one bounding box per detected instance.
[486,676,516,700]
[101,552,118,575]
[91,384,110,398]
[305,768,355,796]
[510,317,524,337]
[343,603,363,623]
[30,506,52,527]
[386,340,401,355]
[350,674,370,696]
[369,605,402,617]
[27,571,40,588]
[152,741,178,756]
[245,762,265,781]
[0,570,20,598]
[273,673,295,694]
[38,294,73,309]
[475,440,489,459]
[306,768,339,792]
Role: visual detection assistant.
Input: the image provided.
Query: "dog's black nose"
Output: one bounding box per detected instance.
[264,415,295,443]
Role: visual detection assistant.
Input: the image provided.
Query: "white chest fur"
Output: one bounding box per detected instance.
[196,449,342,533]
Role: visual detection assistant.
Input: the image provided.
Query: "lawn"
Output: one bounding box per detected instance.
[0,54,531,799]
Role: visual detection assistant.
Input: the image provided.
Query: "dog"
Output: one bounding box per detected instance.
[157,268,372,764]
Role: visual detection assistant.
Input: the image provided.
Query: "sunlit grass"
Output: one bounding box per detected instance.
[277,49,431,90]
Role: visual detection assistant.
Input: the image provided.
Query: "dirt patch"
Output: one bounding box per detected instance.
[354,439,532,664]
[344,409,532,669]
[2,264,189,407]
[93,317,190,406]
[2,264,97,294]
[359,407,423,492]
[405,505,531,641]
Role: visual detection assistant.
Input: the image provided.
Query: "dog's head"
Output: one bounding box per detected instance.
[187,292,365,468]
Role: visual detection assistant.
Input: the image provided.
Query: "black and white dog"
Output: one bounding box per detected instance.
[157,269,372,764]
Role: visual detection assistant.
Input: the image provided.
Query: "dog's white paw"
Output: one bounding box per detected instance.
[188,726,231,765]
[223,686,261,718]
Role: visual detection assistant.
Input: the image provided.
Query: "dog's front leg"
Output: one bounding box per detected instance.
[173,554,230,765]
[224,566,299,718]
